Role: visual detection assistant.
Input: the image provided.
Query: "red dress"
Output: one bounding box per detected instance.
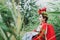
[32,23,56,40]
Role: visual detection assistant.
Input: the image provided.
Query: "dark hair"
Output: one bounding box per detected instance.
[42,13,48,22]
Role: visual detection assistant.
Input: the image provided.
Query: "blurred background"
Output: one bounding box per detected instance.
[0,0,60,40]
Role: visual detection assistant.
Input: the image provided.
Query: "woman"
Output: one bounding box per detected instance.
[22,7,56,40]
[32,7,56,40]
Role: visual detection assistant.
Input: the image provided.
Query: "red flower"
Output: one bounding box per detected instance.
[38,7,46,14]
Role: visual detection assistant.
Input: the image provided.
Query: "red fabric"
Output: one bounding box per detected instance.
[32,23,56,40]
[46,24,56,40]
[32,31,45,40]
[38,7,46,14]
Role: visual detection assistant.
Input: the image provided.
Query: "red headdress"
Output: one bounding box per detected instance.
[38,7,46,14]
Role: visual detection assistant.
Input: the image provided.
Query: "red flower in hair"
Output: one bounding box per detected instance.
[38,7,46,14]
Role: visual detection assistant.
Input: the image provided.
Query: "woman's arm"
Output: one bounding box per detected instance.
[36,29,45,40]
[36,24,47,40]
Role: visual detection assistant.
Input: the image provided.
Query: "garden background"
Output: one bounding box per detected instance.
[0,0,60,40]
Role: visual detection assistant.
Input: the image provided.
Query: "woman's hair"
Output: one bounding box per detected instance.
[42,13,48,22]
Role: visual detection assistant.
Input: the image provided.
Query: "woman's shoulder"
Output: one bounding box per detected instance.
[42,23,48,26]
[47,23,54,28]
[42,23,53,27]
[48,23,53,26]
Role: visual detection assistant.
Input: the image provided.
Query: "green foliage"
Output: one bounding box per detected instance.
[19,0,38,31]
[0,0,60,40]
[0,3,14,27]
[0,2,16,40]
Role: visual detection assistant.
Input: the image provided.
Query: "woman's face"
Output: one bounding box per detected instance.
[39,15,44,23]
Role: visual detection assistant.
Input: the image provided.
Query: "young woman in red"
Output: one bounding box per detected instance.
[32,7,56,40]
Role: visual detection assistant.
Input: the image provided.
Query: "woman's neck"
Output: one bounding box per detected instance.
[40,22,47,25]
